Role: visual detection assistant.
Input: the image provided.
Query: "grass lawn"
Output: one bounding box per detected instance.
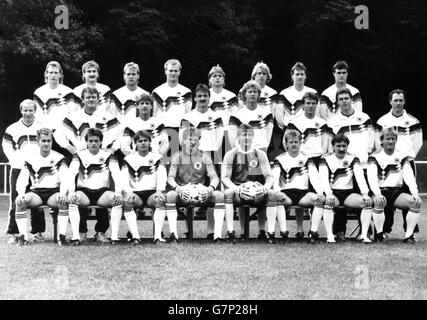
[0,196,426,300]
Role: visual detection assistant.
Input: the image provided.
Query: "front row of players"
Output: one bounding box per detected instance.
[14,123,421,246]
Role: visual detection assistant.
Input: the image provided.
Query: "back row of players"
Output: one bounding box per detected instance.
[2,59,423,245]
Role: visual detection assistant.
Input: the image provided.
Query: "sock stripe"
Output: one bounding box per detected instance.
[58,210,68,217]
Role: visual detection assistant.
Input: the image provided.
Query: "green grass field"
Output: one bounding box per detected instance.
[0,196,425,300]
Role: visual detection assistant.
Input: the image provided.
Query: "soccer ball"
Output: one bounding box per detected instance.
[240,181,262,200]
[184,184,204,204]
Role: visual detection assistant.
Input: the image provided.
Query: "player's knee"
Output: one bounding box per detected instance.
[266,190,276,202]
[153,197,166,209]
[166,190,178,203]
[224,189,235,203]
[212,190,224,203]
[58,203,67,211]
[123,201,134,212]
[324,204,334,210]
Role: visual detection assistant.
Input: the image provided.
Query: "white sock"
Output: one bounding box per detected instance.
[124,209,140,239]
[153,208,166,240]
[110,207,123,241]
[310,207,323,233]
[405,210,420,238]
[213,204,225,239]
[276,206,287,232]
[372,209,385,234]
[266,206,277,233]
[68,204,80,240]
[58,209,69,236]
[323,208,334,241]
[360,208,373,240]
[16,211,28,240]
[225,203,234,232]
[166,203,178,238]
[206,208,214,234]
[258,208,266,232]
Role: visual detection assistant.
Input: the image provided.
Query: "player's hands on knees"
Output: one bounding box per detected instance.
[316,193,326,204]
[123,193,135,204]
[153,191,165,203]
[16,194,26,207]
[325,194,336,207]
[239,186,252,201]
[68,192,80,204]
[412,195,422,208]
[112,193,123,206]
[276,191,287,203]
[176,186,184,196]
[373,194,386,208]
[57,193,68,206]
[254,186,266,202]
[361,194,373,207]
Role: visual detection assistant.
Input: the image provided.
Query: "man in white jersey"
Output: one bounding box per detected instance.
[110,62,149,123]
[319,133,374,244]
[73,60,111,113]
[2,100,44,244]
[165,127,225,243]
[120,130,168,244]
[67,128,123,244]
[376,89,422,237]
[272,130,326,242]
[15,128,69,246]
[327,87,374,240]
[367,128,421,244]
[119,93,169,158]
[180,84,224,239]
[228,80,274,239]
[318,60,362,121]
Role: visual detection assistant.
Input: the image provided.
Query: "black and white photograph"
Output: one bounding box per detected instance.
[0,0,426,303]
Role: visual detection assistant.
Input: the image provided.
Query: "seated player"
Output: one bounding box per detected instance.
[15,128,68,246]
[121,130,167,244]
[165,127,225,243]
[119,93,169,158]
[222,124,276,243]
[67,128,123,244]
[272,129,325,242]
[367,127,422,244]
[319,133,374,243]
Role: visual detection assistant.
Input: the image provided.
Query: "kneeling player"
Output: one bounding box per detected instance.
[67,128,123,244]
[165,127,225,242]
[121,130,167,244]
[272,129,326,242]
[367,128,422,243]
[319,133,373,243]
[222,124,276,243]
[15,128,68,246]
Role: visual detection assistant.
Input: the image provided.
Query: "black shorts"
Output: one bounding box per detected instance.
[134,190,156,205]
[380,187,404,208]
[78,187,110,206]
[332,189,355,206]
[282,189,308,205]
[31,188,60,205]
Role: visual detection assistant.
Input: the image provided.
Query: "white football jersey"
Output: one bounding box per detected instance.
[209,88,239,127]
[318,84,362,120]
[109,86,149,122]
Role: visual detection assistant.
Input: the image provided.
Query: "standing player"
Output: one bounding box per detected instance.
[272,130,325,242]
[376,89,422,237]
[120,130,168,244]
[222,124,276,243]
[109,62,149,123]
[15,128,69,246]
[319,133,373,243]
[318,60,362,121]
[367,128,422,243]
[165,127,224,242]
[180,84,224,239]
[327,88,374,240]
[275,62,318,129]
[67,128,123,244]
[73,60,111,113]
[2,100,43,244]
[119,93,169,158]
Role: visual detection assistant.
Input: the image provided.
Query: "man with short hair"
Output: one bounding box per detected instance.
[165,127,224,243]
[73,60,111,113]
[110,62,149,123]
[15,128,69,246]
[222,124,276,243]
[375,89,422,238]
[2,100,43,244]
[67,128,123,244]
[367,128,422,244]
[318,60,362,121]
[319,133,374,244]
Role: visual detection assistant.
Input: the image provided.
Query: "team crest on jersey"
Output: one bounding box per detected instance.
[102,117,107,122]
[177,91,181,96]
[257,114,263,120]
[150,123,156,129]
[405,121,410,126]
[356,117,362,123]
[314,122,320,128]
[208,116,213,122]
[342,160,349,168]
[298,160,305,167]
[148,159,154,166]
[249,160,258,168]
[50,159,55,165]
[99,157,105,163]
[194,161,202,170]
[394,158,400,163]
[222,96,226,101]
